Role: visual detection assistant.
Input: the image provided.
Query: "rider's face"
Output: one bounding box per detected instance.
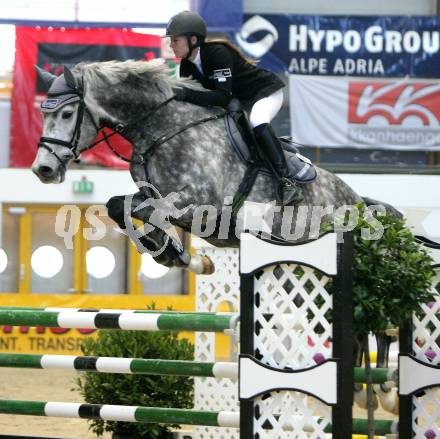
[170,36,190,59]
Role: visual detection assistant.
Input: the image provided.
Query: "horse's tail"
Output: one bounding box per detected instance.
[361,196,403,219]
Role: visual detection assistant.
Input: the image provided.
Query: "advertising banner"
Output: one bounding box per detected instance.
[196,0,243,32]
[11,27,161,168]
[233,15,440,78]
[289,75,440,151]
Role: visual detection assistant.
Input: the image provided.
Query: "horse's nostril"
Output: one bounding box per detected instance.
[38,166,54,178]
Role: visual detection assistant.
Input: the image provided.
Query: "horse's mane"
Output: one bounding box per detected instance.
[73,59,204,95]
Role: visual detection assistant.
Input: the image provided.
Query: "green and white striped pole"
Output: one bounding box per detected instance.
[353,366,397,385]
[0,400,399,434]
[0,306,233,317]
[0,400,240,427]
[0,309,237,333]
[0,353,238,379]
[345,418,399,436]
[262,416,398,435]
[0,353,393,384]
[0,307,308,331]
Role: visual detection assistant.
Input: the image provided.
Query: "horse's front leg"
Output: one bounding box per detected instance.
[106,192,214,274]
[134,226,214,275]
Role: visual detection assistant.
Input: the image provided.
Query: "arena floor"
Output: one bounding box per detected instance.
[0,368,112,438]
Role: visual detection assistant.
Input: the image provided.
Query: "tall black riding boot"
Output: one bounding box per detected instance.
[253,123,302,205]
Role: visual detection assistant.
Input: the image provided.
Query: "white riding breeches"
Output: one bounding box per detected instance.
[249,89,284,128]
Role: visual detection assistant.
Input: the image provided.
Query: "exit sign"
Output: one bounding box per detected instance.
[73,178,94,194]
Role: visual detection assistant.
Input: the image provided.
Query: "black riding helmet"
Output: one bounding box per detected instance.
[163,11,207,57]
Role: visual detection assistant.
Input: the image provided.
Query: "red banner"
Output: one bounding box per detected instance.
[11,27,161,169]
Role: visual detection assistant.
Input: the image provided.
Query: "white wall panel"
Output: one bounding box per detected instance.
[0,0,190,24]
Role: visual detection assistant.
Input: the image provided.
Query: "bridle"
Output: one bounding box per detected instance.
[38,74,179,168]
[38,75,225,169]
[38,77,95,170]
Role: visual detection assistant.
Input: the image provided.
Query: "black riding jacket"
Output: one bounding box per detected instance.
[179,42,285,108]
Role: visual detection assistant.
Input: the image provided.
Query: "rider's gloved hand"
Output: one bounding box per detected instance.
[227,98,241,113]
[172,87,188,101]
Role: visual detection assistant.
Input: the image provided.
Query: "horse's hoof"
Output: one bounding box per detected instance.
[375,386,399,414]
[200,255,215,275]
[354,387,378,410]
[188,255,215,275]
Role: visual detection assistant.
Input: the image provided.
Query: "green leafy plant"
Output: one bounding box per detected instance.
[75,307,194,439]
[333,203,436,438]
[351,205,435,334]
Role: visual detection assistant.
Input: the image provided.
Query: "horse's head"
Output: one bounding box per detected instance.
[32,65,99,183]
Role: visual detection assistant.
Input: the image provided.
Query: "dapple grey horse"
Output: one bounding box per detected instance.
[32,59,401,411]
[32,59,376,274]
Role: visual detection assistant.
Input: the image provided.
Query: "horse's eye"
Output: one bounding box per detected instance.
[62,111,74,120]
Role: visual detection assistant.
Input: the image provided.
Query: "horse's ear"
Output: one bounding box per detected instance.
[63,65,77,90]
[34,65,56,91]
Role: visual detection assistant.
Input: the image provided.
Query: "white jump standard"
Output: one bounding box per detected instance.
[2,233,440,437]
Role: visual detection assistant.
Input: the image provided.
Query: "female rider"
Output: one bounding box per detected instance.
[163,10,299,205]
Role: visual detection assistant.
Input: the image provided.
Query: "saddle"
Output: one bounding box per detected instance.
[224,101,317,184]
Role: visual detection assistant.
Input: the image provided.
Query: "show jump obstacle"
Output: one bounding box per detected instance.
[0,232,440,438]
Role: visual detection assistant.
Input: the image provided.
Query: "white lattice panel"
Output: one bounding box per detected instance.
[253,392,331,439]
[253,263,333,438]
[193,242,240,439]
[412,269,440,438]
